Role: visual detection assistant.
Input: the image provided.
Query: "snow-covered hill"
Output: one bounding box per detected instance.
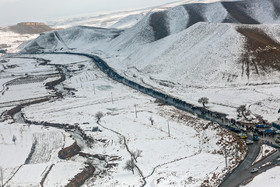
[23,0,280,84]
[22,0,280,121]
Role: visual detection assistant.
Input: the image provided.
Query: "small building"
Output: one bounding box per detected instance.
[272,120,280,130]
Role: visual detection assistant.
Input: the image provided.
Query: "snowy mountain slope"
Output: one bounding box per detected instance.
[116,23,280,87]
[110,0,280,46]
[44,0,234,29]
[23,0,280,50]
[22,26,123,53]
[22,24,280,87]
[21,0,280,121]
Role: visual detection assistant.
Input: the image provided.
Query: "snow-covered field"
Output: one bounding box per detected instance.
[243,166,280,187]
[0,31,38,53]
[0,54,245,186]
[0,56,88,186]
[252,144,277,165]
[0,57,57,106]
[0,122,79,186]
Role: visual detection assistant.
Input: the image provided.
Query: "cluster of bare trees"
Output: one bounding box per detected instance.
[124,149,142,174]
[124,159,135,174]
[236,105,251,120]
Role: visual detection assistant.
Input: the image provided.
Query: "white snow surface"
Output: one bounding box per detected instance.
[18,54,242,186]
[0,30,38,53]
[0,123,75,186]
[2,0,280,185]
[244,166,280,187]
[252,144,277,165]
[23,20,280,121]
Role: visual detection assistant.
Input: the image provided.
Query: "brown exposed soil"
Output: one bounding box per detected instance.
[40,164,55,187]
[8,22,54,34]
[58,141,81,159]
[236,27,280,78]
[65,164,95,187]
[5,97,50,118]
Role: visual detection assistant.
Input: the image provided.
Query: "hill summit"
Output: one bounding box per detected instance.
[7,22,54,34]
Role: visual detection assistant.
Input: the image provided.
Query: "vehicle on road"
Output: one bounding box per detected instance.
[256,124,270,128]
[265,129,276,135]
[250,168,259,173]
[253,134,259,141]
[229,126,241,133]
[238,133,248,139]
[246,140,254,145]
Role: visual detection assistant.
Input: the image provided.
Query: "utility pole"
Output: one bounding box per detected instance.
[235,144,238,158]
[134,104,137,118]
[224,148,228,168]
[167,121,170,137]
[111,92,113,104]
[0,166,3,187]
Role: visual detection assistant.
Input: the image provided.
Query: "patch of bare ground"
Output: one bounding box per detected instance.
[58,141,81,159]
[65,164,95,187]
[8,22,54,34]
[40,164,55,187]
[237,27,280,79]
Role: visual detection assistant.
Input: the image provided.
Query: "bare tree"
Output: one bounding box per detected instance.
[95,112,104,123]
[255,114,264,123]
[134,104,137,118]
[237,105,250,120]
[132,149,142,162]
[149,117,154,126]
[198,97,209,108]
[12,135,16,144]
[237,105,246,117]
[124,158,135,174]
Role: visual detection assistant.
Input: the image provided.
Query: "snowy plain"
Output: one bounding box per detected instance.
[243,166,280,187]
[0,53,245,186]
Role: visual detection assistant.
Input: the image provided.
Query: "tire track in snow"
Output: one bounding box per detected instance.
[96,121,147,187]
[3,165,23,187]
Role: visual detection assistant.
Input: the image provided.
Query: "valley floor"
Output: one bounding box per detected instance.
[0,54,244,186]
